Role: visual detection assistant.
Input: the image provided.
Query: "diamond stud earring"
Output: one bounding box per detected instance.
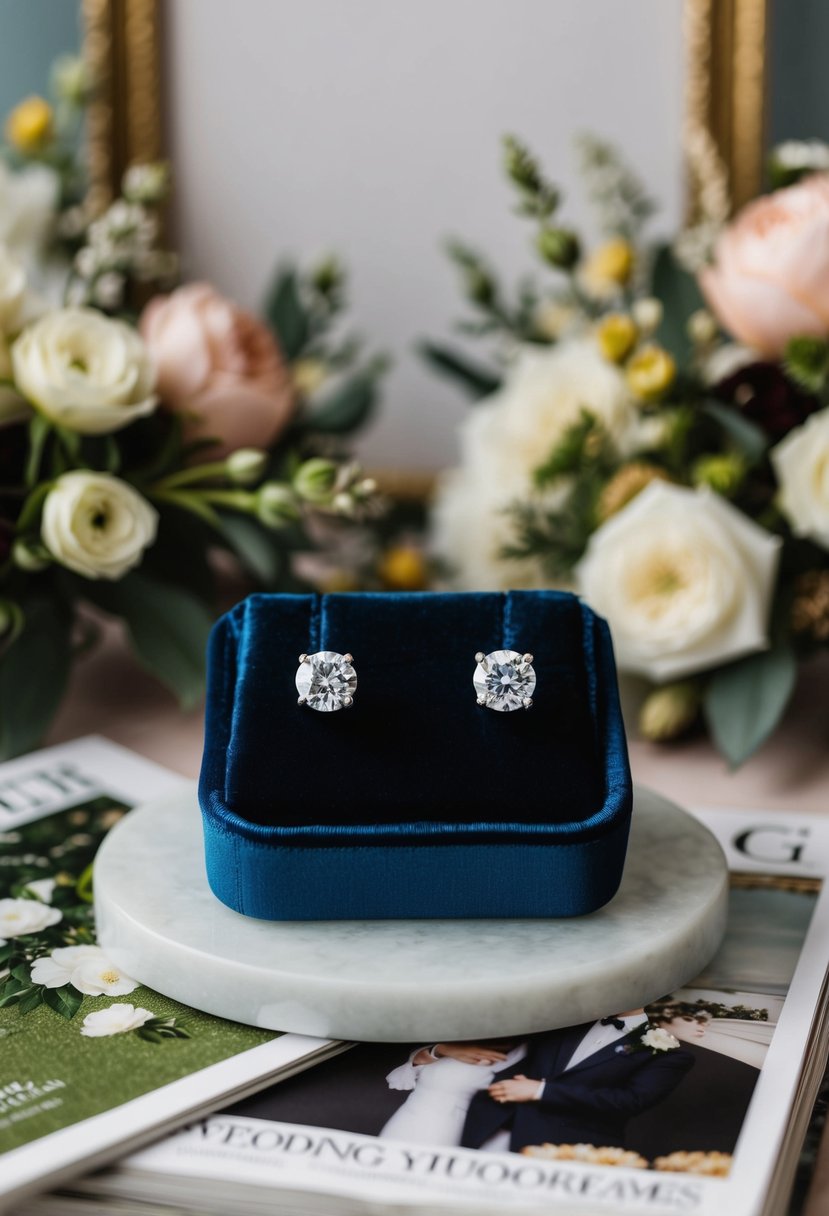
[296,651,357,712]
[473,650,536,711]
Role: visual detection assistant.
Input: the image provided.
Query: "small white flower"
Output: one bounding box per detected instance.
[641,1027,681,1052]
[0,897,62,937]
[631,297,663,335]
[80,1003,155,1037]
[24,878,56,903]
[31,944,139,996]
[0,161,58,269]
[41,471,158,580]
[11,307,157,434]
[771,408,829,548]
[576,481,781,681]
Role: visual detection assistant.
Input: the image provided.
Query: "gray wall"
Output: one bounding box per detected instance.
[0,0,80,128]
[769,0,829,144]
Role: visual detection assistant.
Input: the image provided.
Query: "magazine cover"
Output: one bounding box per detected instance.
[0,737,340,1209]
[119,807,829,1216]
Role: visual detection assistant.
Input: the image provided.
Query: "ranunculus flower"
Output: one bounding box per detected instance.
[80,1003,155,1038]
[41,471,158,580]
[140,283,295,455]
[31,944,139,995]
[0,897,62,939]
[12,308,157,433]
[700,174,829,357]
[771,406,829,547]
[432,339,641,589]
[575,481,781,681]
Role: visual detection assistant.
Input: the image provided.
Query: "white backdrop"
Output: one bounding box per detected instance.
[163,0,685,471]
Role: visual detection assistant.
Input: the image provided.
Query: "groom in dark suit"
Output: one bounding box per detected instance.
[439,1011,694,1153]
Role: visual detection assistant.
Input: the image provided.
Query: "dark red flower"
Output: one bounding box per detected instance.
[713,362,820,441]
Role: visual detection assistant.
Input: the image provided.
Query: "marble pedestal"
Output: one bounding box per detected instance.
[95,786,728,1042]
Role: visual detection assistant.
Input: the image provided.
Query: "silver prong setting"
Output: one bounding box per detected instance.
[298,653,309,664]
[342,694,354,708]
[475,651,485,664]
[523,653,534,664]
[297,695,307,706]
[343,653,353,664]
[523,697,533,710]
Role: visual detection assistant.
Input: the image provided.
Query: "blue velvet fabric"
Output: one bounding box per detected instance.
[199,591,632,919]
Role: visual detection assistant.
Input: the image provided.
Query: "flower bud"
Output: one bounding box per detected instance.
[639,682,701,743]
[293,458,339,504]
[5,96,54,154]
[12,538,50,572]
[582,238,635,295]
[631,297,663,336]
[226,448,268,486]
[257,483,299,528]
[625,344,676,403]
[332,492,354,515]
[465,266,496,307]
[596,314,638,364]
[378,545,428,591]
[536,227,581,271]
[687,308,718,348]
[311,255,344,298]
[122,162,171,206]
[691,452,746,497]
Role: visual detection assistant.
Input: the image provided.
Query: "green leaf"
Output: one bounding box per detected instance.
[0,942,12,965]
[306,372,378,434]
[784,336,829,393]
[703,645,797,768]
[16,483,51,534]
[89,574,212,709]
[42,983,82,1020]
[18,987,44,1014]
[650,243,705,365]
[0,598,71,760]
[218,513,281,585]
[417,340,501,399]
[701,400,768,464]
[264,268,308,360]
[25,414,51,487]
[11,963,31,984]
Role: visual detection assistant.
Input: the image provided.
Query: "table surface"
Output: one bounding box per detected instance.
[45,622,829,1212]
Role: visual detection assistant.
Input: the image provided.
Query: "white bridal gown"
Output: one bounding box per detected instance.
[379,1045,527,1147]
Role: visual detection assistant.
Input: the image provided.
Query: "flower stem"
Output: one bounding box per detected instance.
[152,461,229,491]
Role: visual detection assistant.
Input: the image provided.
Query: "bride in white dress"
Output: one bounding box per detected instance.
[379,1041,526,1147]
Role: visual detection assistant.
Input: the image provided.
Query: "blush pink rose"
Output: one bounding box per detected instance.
[140,283,295,455]
[700,174,829,358]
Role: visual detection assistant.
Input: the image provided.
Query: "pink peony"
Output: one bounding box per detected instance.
[140,283,295,455]
[700,174,829,358]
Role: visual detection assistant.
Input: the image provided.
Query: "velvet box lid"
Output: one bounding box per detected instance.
[198,589,633,920]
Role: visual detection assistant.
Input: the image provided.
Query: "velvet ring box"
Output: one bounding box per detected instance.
[198,589,633,920]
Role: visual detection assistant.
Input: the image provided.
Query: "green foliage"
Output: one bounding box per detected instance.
[650,244,706,365]
[701,400,768,465]
[42,983,83,1020]
[219,512,281,585]
[784,336,829,394]
[703,644,797,768]
[416,341,501,400]
[575,133,657,240]
[502,474,604,579]
[264,267,309,360]
[0,597,71,760]
[135,1016,191,1043]
[305,370,379,433]
[533,410,615,487]
[503,134,560,219]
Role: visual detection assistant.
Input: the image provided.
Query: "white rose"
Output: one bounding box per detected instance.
[80,1003,155,1038]
[432,339,639,590]
[575,481,781,681]
[641,1027,680,1052]
[0,897,62,938]
[12,307,157,434]
[41,471,158,580]
[771,407,829,547]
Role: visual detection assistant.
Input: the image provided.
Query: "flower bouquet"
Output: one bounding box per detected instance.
[429,135,829,765]
[0,65,384,757]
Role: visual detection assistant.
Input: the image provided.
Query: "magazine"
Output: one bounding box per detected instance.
[36,805,829,1216]
[0,737,344,1211]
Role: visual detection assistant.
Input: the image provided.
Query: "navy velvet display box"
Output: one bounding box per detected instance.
[199,590,633,920]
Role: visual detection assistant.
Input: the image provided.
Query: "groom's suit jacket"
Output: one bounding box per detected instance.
[461,1022,694,1152]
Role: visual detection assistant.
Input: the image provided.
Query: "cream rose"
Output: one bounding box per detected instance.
[575,481,781,681]
[700,174,829,357]
[771,407,829,547]
[432,339,640,589]
[12,307,157,434]
[140,282,295,456]
[41,471,158,580]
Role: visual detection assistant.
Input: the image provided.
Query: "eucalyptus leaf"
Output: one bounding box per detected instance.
[42,983,82,1020]
[702,400,768,464]
[264,268,308,360]
[0,597,71,760]
[703,645,797,768]
[90,574,213,709]
[306,372,377,433]
[417,340,501,399]
[25,414,51,487]
[218,513,281,585]
[650,243,705,365]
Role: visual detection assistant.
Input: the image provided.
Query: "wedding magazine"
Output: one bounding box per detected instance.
[34,805,829,1216]
[0,737,344,1212]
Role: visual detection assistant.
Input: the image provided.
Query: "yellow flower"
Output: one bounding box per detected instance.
[691,452,746,496]
[5,96,54,154]
[596,314,638,364]
[639,682,701,743]
[625,344,676,403]
[583,238,635,294]
[597,462,668,521]
[292,357,327,396]
[378,544,428,591]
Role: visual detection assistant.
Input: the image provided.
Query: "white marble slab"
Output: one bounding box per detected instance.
[95,787,728,1041]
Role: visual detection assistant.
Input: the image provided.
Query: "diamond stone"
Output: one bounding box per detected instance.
[296,651,357,712]
[473,649,536,712]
